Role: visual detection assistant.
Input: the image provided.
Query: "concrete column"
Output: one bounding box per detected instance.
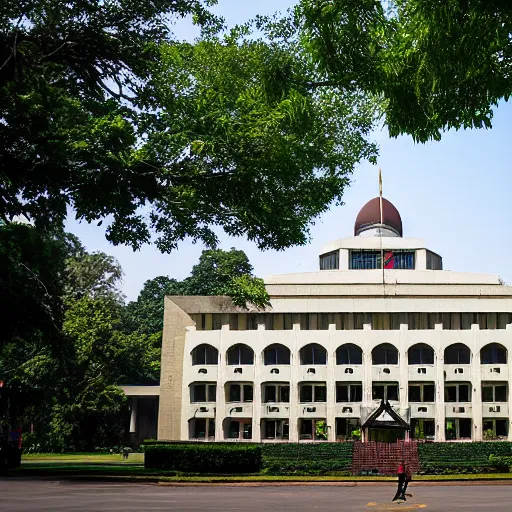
[129,397,138,433]
[252,329,263,443]
[471,324,483,441]
[326,327,336,441]
[289,327,299,442]
[435,332,445,441]
[215,332,227,441]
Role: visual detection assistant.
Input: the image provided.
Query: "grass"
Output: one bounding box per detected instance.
[16,453,512,483]
[22,453,144,464]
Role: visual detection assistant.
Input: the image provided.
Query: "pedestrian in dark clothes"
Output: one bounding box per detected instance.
[393,461,407,501]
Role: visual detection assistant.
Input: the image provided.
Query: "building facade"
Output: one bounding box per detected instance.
[152,196,512,443]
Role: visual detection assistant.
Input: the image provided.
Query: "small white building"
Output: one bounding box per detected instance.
[135,196,512,443]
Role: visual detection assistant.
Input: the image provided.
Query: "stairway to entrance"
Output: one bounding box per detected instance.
[350,440,420,475]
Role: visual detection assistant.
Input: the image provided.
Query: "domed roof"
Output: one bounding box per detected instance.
[354,197,403,237]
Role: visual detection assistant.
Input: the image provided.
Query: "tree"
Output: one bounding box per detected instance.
[124,248,269,337]
[64,252,124,305]
[57,297,160,449]
[298,0,512,142]
[0,1,377,252]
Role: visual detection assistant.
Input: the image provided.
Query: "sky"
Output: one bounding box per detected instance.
[66,0,512,302]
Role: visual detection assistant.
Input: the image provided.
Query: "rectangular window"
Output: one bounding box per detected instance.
[409,385,421,402]
[314,386,327,402]
[212,313,222,330]
[194,419,206,438]
[280,386,290,402]
[495,385,507,402]
[445,386,457,402]
[283,313,293,330]
[193,384,206,402]
[482,386,494,402]
[247,315,258,330]
[496,419,508,437]
[229,314,239,330]
[243,384,253,402]
[207,384,216,402]
[350,250,415,269]
[337,384,362,402]
[458,384,470,402]
[320,251,339,270]
[372,383,399,401]
[424,384,435,402]
[264,386,276,403]
[300,385,313,402]
[229,384,241,402]
[265,314,274,331]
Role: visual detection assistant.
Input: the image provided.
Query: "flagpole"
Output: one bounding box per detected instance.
[379,169,384,284]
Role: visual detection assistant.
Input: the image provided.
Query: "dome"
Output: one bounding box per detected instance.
[354,197,403,237]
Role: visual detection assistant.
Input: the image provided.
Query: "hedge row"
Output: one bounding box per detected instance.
[144,443,261,473]
[418,442,512,474]
[261,443,354,475]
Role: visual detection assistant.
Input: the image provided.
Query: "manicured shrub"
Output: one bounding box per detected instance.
[262,443,353,475]
[419,442,512,474]
[144,443,262,473]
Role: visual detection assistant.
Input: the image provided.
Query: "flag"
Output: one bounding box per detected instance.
[379,168,383,197]
[384,251,394,269]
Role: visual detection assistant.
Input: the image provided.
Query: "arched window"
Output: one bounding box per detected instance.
[192,344,218,365]
[408,343,434,365]
[336,344,363,365]
[263,344,291,365]
[481,343,507,364]
[372,343,398,365]
[227,344,254,365]
[444,343,471,364]
[300,343,327,365]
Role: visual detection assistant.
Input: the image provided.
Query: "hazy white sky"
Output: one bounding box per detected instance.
[66,0,512,302]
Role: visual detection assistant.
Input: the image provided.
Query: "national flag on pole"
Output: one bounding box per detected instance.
[379,168,383,197]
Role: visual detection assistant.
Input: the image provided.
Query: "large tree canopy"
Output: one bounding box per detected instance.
[0,0,378,252]
[298,0,512,142]
[124,248,269,337]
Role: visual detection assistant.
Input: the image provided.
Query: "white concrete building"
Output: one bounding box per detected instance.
[149,196,512,443]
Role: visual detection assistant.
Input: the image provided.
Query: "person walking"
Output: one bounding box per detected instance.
[393,461,407,501]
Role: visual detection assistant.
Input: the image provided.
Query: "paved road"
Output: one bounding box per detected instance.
[1,480,512,511]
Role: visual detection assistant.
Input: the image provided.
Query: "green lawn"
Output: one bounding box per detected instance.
[22,453,144,464]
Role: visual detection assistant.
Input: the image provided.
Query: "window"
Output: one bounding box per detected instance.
[483,419,508,438]
[482,384,507,402]
[300,344,327,365]
[320,251,339,270]
[445,419,472,440]
[264,384,290,403]
[336,344,363,365]
[481,344,507,364]
[263,420,289,439]
[190,383,216,403]
[300,383,327,402]
[444,344,470,364]
[408,344,434,365]
[411,419,435,439]
[372,383,399,401]
[227,344,254,365]
[227,383,253,403]
[194,418,206,438]
[192,344,218,365]
[372,344,398,365]
[444,383,471,402]
[408,383,435,403]
[229,314,239,330]
[498,313,512,329]
[247,315,259,330]
[350,250,415,269]
[212,313,222,330]
[283,314,293,330]
[408,313,430,330]
[336,383,362,402]
[264,344,291,365]
[336,418,361,439]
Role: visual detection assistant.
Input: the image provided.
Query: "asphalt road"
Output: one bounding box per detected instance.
[1,480,512,512]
